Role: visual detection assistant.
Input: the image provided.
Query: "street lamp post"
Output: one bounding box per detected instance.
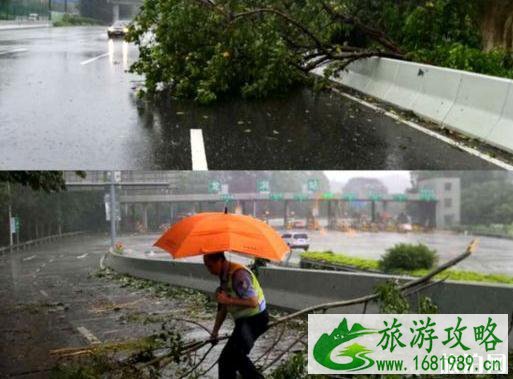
[7,183,13,254]
[110,171,117,249]
[48,0,51,21]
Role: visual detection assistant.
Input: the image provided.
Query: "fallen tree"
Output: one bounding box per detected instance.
[126,0,406,104]
[53,240,491,377]
[138,240,479,374]
[127,0,513,104]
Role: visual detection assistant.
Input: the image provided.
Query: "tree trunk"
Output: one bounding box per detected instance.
[480,0,513,51]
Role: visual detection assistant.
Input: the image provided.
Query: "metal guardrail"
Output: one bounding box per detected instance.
[0,19,49,25]
[0,231,86,253]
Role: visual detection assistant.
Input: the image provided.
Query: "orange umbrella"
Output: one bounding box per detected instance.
[154,211,290,261]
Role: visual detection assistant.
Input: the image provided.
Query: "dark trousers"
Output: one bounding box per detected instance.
[219,310,269,379]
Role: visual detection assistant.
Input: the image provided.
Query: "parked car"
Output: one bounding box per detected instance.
[292,220,306,229]
[281,232,310,251]
[28,13,39,21]
[398,223,413,233]
[107,20,130,38]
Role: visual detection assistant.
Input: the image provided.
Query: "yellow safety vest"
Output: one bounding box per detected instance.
[221,262,266,320]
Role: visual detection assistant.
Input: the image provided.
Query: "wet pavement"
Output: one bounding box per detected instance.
[0,27,502,170]
[0,235,301,378]
[0,235,151,377]
[0,233,511,377]
[122,230,513,276]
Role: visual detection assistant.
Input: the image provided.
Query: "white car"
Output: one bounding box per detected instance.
[281,232,310,251]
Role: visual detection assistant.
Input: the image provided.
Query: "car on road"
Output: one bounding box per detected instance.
[107,20,130,38]
[281,232,310,251]
[291,220,306,229]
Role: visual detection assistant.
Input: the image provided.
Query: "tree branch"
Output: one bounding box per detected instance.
[268,240,478,328]
[262,332,307,372]
[319,0,403,55]
[232,8,327,53]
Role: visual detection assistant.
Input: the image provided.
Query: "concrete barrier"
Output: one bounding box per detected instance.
[443,73,511,141]
[488,84,513,153]
[410,64,463,123]
[107,252,513,348]
[364,58,399,99]
[326,57,513,153]
[385,59,425,110]
[341,58,381,94]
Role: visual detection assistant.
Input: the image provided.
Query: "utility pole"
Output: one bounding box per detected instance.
[110,171,117,249]
[57,196,62,236]
[7,182,13,254]
[48,0,51,21]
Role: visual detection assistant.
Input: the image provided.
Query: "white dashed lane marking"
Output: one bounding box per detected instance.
[80,52,111,65]
[190,129,208,171]
[0,48,28,56]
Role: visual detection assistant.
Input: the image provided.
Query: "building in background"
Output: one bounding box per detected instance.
[78,0,140,23]
[418,177,461,228]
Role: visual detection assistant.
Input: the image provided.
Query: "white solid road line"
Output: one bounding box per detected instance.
[190,129,208,171]
[76,253,88,259]
[40,290,48,297]
[23,255,36,261]
[0,48,28,56]
[334,89,513,170]
[80,52,111,66]
[77,326,101,345]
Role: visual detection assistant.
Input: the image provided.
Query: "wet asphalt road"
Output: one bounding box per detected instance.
[122,231,513,276]
[0,26,500,170]
[0,235,299,378]
[0,235,143,377]
[0,235,211,377]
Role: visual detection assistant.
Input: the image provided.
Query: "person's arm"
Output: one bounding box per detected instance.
[216,291,259,308]
[211,304,227,340]
[215,269,259,308]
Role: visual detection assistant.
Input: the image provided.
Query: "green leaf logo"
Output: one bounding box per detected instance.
[313,318,376,371]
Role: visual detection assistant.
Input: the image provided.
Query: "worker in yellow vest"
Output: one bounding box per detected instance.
[204,252,268,379]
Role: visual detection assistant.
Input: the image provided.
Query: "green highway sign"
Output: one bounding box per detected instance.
[221,194,234,203]
[269,193,284,201]
[420,189,437,201]
[393,194,408,202]
[294,193,309,202]
[342,193,357,201]
[257,180,270,193]
[307,179,319,192]
[322,192,335,200]
[369,193,383,201]
[208,180,221,194]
